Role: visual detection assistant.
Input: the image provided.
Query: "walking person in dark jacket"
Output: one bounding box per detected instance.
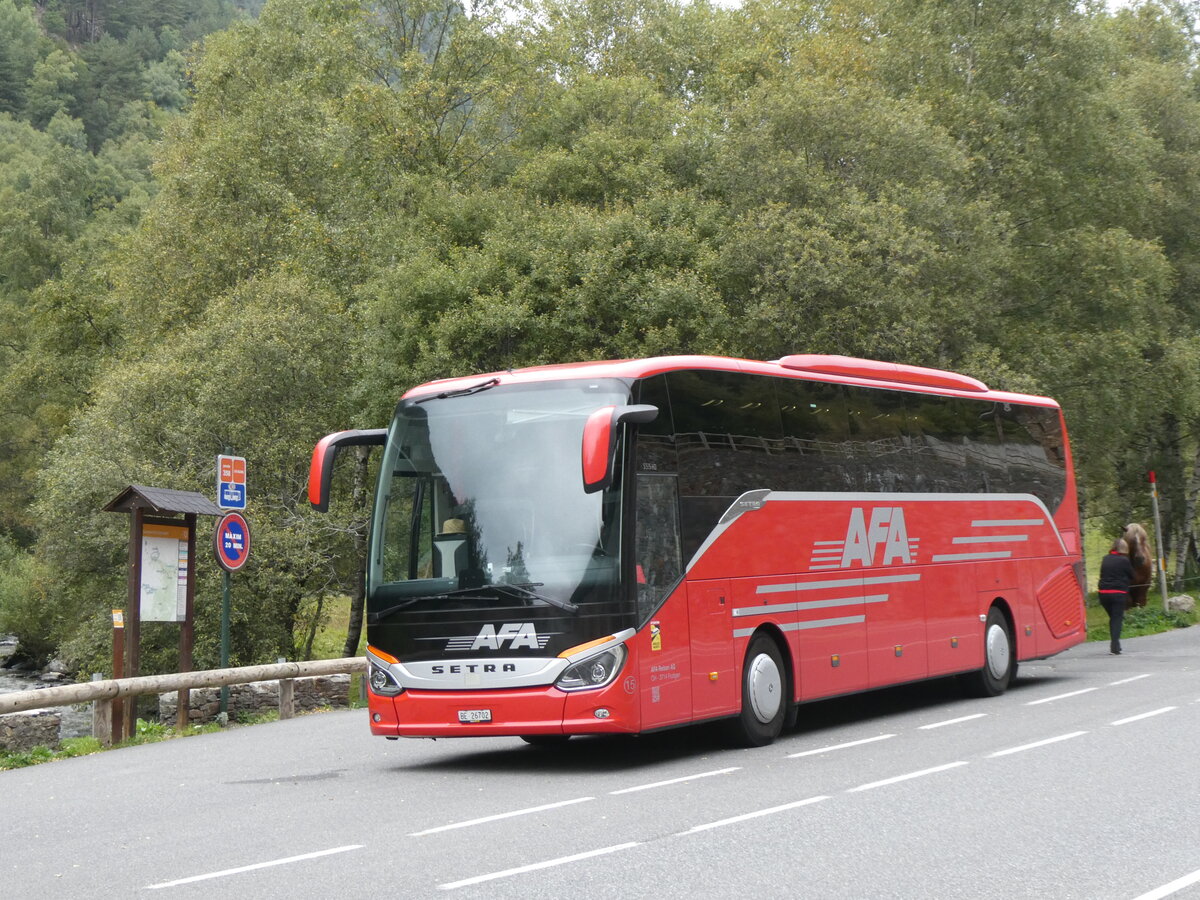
[1098,538,1136,655]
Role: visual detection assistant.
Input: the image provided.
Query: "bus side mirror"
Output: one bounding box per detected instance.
[582,404,658,494]
[309,429,387,511]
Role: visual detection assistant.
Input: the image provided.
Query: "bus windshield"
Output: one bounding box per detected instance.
[368,378,631,621]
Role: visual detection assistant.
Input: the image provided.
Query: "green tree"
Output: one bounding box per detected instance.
[0,39,24,114]
[0,0,40,99]
[34,271,359,672]
[26,50,82,128]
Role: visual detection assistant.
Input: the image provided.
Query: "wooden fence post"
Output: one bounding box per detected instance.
[91,673,112,747]
[278,658,294,719]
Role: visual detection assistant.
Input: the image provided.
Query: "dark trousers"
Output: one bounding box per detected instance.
[1100,594,1127,652]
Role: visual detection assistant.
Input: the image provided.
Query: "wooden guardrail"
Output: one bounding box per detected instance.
[0,657,367,746]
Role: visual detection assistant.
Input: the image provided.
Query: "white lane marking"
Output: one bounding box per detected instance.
[409,797,594,837]
[677,795,830,835]
[1025,688,1097,706]
[1111,674,1152,686]
[438,842,640,890]
[609,767,741,795]
[988,731,1088,757]
[787,734,896,758]
[146,845,362,889]
[1112,707,1176,727]
[919,713,987,730]
[847,761,968,793]
[1132,866,1200,900]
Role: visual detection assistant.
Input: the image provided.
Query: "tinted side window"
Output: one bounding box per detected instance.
[667,371,783,561]
[669,370,783,497]
[960,401,1007,493]
[997,403,1067,509]
[632,375,684,620]
[907,396,974,493]
[634,375,677,476]
[634,474,683,622]
[778,379,851,491]
[844,386,912,492]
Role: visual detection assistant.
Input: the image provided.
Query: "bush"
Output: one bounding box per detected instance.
[0,535,55,663]
[1086,599,1194,642]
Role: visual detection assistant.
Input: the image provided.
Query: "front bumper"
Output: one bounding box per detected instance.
[368,675,640,738]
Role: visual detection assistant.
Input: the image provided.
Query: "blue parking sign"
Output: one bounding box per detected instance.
[217,454,247,510]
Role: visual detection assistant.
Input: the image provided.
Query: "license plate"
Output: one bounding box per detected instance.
[458,709,492,723]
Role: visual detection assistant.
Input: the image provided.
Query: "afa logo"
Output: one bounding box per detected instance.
[841,507,913,567]
[470,622,544,651]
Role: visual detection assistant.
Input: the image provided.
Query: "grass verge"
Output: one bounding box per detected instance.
[1085,595,1196,642]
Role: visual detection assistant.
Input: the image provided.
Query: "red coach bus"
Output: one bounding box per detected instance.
[310,354,1086,746]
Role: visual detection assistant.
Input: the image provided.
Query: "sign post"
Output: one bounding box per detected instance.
[111,609,124,745]
[214,508,251,715]
[1149,471,1170,611]
[216,453,248,715]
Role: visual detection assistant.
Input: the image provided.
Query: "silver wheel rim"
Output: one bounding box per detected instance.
[985,622,1010,680]
[747,652,782,723]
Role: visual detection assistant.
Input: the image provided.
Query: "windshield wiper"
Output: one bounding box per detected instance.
[415,377,501,404]
[495,582,579,614]
[367,598,423,624]
[368,583,578,623]
[368,588,495,623]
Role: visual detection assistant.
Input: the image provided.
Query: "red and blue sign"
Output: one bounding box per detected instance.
[214,512,251,572]
[217,454,247,510]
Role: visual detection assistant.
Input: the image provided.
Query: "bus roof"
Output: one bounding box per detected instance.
[401,354,1060,408]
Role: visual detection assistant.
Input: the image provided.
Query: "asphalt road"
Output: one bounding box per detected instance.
[5,628,1200,900]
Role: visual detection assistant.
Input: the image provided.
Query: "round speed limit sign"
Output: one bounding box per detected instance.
[214,512,251,572]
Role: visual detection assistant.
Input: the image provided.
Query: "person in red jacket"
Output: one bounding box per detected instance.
[1098,537,1136,655]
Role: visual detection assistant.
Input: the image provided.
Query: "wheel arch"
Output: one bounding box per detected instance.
[743,623,796,704]
[960,599,1017,698]
[986,596,1015,632]
[983,595,1022,658]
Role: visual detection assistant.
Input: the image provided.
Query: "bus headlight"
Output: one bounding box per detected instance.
[555,644,626,692]
[369,662,403,697]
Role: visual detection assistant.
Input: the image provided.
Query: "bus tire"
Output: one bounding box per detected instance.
[730,634,787,747]
[961,606,1014,698]
[520,734,570,747]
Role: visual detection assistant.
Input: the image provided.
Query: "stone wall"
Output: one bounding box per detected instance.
[158,675,352,724]
[0,709,62,752]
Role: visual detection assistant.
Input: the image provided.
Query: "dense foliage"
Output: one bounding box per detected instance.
[4,0,1200,673]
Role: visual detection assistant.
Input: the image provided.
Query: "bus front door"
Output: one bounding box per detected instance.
[637,584,692,730]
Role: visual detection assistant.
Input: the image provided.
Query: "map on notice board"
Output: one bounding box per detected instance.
[141,523,188,622]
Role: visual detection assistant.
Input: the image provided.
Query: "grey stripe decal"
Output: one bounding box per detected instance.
[971,518,1044,527]
[931,551,1013,562]
[733,594,889,618]
[794,614,867,629]
[758,573,921,595]
[734,615,866,639]
[952,534,1028,544]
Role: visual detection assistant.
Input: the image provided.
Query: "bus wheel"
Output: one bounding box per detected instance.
[520,734,570,747]
[961,607,1014,698]
[731,634,787,747]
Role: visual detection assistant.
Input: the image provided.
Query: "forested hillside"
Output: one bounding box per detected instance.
[0,2,257,547]
[3,0,1200,674]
